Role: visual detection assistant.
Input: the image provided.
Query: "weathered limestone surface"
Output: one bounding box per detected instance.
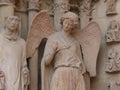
[91,0,120,90]
[41,11,101,90]
[1,0,120,90]
[28,0,40,90]
[0,16,29,90]
[54,0,69,31]
[0,3,14,27]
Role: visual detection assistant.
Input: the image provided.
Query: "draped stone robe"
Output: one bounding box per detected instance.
[0,32,27,90]
[42,32,86,90]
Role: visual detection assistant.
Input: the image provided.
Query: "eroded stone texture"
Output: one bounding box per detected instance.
[54,0,69,31]
[105,20,120,42]
[82,0,92,17]
[28,0,40,29]
[105,49,120,73]
[105,20,120,90]
[28,0,40,90]
[1,0,119,90]
[106,0,117,16]
[0,16,29,90]
[80,0,99,28]
[109,80,120,90]
[104,17,120,90]
[41,11,101,90]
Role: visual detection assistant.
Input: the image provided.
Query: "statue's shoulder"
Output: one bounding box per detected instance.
[48,32,60,41]
[18,37,26,46]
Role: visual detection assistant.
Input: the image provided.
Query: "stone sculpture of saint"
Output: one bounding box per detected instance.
[106,20,118,42]
[0,16,29,90]
[106,0,117,15]
[105,49,120,73]
[26,10,101,90]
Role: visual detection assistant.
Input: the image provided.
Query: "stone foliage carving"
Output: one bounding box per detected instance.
[82,0,92,16]
[28,0,40,11]
[105,20,120,90]
[0,16,29,90]
[36,11,101,90]
[53,3,70,11]
[109,80,120,90]
[106,0,117,15]
[105,49,120,73]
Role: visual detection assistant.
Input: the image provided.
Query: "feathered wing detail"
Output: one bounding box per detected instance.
[26,10,56,58]
[73,22,101,77]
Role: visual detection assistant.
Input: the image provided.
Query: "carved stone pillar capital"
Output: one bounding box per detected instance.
[81,0,92,16]
[28,0,40,11]
[53,3,70,12]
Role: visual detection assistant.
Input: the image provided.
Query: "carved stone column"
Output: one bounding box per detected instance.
[28,0,40,29]
[28,0,40,90]
[0,2,14,27]
[80,0,92,28]
[54,0,69,31]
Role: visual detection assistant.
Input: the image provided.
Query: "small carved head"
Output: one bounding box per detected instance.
[108,49,118,59]
[108,20,118,30]
[5,16,20,32]
[117,21,120,30]
[60,11,79,32]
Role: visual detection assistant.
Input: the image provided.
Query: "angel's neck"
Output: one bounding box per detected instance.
[62,30,72,37]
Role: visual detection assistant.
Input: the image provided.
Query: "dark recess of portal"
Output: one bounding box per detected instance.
[38,38,47,90]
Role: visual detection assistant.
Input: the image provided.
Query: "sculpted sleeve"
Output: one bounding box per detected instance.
[42,35,58,65]
[41,35,58,90]
[21,40,30,90]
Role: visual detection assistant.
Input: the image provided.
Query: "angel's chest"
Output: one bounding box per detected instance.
[57,39,80,53]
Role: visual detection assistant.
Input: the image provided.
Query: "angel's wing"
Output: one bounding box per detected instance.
[26,10,56,58]
[73,22,101,77]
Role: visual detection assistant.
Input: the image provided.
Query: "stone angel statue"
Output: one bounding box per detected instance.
[26,10,101,90]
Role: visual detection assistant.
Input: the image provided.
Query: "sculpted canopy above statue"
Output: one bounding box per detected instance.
[0,16,29,90]
[27,10,101,90]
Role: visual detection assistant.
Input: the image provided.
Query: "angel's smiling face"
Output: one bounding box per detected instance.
[62,18,73,32]
[61,12,79,33]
